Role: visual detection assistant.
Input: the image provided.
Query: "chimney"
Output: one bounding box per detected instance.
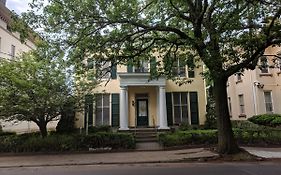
[0,0,6,6]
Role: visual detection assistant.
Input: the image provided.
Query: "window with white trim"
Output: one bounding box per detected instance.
[133,60,149,73]
[96,61,111,79]
[172,58,186,77]
[95,94,110,126]
[264,91,273,113]
[173,92,188,123]
[238,94,245,115]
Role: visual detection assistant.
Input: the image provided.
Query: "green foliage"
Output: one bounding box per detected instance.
[159,129,281,147]
[204,89,217,129]
[231,120,264,130]
[0,45,71,137]
[0,132,135,153]
[159,130,218,147]
[248,114,281,127]
[56,97,76,134]
[88,125,112,133]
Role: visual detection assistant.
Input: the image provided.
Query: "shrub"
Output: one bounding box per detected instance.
[159,129,281,147]
[0,132,135,153]
[88,125,111,133]
[248,114,281,127]
[159,130,217,147]
[231,120,263,130]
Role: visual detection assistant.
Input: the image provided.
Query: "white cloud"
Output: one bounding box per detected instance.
[6,0,33,14]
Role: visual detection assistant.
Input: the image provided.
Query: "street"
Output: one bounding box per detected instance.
[1,162,281,175]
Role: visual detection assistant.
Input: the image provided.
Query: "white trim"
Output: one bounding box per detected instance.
[119,73,166,86]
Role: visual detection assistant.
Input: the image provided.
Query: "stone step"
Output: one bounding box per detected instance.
[135,137,158,142]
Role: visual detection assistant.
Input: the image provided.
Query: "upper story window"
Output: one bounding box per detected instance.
[11,45,15,58]
[236,73,242,82]
[264,91,273,114]
[276,51,281,71]
[95,61,111,79]
[172,58,186,77]
[188,68,195,78]
[260,56,269,74]
[238,94,245,116]
[134,60,149,73]
[127,60,149,73]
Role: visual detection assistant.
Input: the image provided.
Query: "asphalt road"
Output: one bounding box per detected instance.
[1,162,281,175]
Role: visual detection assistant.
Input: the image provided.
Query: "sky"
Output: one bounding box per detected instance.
[6,0,33,14]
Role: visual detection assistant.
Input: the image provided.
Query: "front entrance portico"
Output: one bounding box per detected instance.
[118,73,169,130]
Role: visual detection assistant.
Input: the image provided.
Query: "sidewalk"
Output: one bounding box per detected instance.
[0,148,218,168]
[244,147,281,159]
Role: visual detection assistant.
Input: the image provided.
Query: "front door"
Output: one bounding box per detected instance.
[136,99,149,127]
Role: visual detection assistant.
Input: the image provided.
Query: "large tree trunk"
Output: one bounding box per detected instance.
[37,122,48,138]
[214,77,241,154]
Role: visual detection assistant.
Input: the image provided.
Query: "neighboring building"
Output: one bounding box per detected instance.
[227,46,281,120]
[0,1,57,133]
[75,57,207,130]
[0,1,35,60]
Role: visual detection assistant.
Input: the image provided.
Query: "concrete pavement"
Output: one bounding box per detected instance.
[1,147,281,168]
[0,148,218,168]
[244,147,281,159]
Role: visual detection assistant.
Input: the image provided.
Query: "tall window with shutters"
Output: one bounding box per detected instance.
[95,94,110,126]
[264,91,273,114]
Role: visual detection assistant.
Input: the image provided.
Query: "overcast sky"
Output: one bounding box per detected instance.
[6,0,33,14]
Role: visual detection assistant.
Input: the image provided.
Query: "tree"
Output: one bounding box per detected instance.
[24,0,281,153]
[0,44,71,137]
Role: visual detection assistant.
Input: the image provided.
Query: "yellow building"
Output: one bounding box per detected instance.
[227,46,281,120]
[76,57,207,130]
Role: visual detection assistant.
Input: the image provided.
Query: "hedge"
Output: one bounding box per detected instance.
[248,114,281,127]
[159,129,281,147]
[0,132,135,153]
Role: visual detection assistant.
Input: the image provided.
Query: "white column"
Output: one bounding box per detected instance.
[156,87,160,127]
[158,86,169,130]
[119,86,129,130]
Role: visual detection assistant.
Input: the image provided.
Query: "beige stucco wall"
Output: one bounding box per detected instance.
[227,46,281,120]
[0,19,35,59]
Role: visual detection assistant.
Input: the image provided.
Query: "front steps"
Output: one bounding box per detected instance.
[131,128,158,143]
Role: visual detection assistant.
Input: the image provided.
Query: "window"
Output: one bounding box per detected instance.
[133,60,149,73]
[238,94,245,115]
[96,61,111,79]
[173,92,188,124]
[260,56,269,73]
[95,94,110,126]
[11,45,15,58]
[188,68,195,78]
[228,97,232,116]
[276,51,281,71]
[172,59,186,77]
[264,91,273,113]
[236,73,242,82]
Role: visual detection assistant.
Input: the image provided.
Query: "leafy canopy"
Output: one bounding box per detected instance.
[23,0,281,80]
[0,43,70,132]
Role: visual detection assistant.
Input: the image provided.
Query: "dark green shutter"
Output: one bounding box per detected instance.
[166,93,173,126]
[84,94,93,128]
[190,92,199,125]
[127,64,133,73]
[111,64,117,79]
[111,93,120,127]
[150,58,157,75]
